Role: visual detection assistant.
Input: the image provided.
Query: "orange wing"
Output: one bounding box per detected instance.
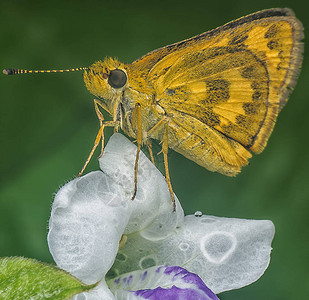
[129,8,304,176]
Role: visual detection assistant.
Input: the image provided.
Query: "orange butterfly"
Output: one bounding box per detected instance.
[4,8,304,210]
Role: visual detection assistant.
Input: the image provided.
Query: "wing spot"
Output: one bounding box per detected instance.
[166,88,175,95]
[267,39,280,50]
[264,24,279,39]
[251,80,262,90]
[229,34,248,45]
[203,79,230,105]
[243,102,259,115]
[235,115,250,129]
[240,66,255,79]
[252,90,262,100]
[198,109,221,127]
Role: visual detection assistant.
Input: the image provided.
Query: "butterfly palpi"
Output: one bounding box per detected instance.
[4,8,304,211]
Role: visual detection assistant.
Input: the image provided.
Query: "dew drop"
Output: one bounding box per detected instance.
[194,211,203,217]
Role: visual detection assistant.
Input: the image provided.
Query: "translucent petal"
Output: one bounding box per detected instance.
[109,265,219,300]
[48,133,274,297]
[110,214,275,294]
[48,171,131,284]
[100,133,184,238]
[48,134,184,286]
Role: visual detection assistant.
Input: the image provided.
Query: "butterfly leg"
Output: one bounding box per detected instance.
[94,99,105,157]
[147,119,176,211]
[78,99,119,177]
[146,139,155,165]
[162,123,176,212]
[131,103,142,200]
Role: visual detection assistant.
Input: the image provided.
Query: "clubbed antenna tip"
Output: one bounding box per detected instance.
[3,69,13,75]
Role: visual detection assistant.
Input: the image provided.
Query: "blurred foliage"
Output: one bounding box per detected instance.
[0,0,308,299]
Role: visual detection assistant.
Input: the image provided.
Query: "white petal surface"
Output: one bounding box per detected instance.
[100,133,184,237]
[48,171,131,284]
[48,133,275,298]
[48,133,184,287]
[110,214,275,294]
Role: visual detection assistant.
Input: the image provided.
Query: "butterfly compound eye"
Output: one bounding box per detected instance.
[108,69,127,88]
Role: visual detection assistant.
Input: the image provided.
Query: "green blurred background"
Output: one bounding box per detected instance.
[0,0,308,299]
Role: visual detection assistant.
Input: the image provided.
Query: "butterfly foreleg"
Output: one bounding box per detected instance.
[94,98,105,157]
[94,98,120,156]
[78,98,119,177]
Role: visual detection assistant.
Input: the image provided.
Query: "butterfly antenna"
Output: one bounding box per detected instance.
[3,67,89,75]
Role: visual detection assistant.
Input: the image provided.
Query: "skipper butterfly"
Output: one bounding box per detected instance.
[4,8,304,210]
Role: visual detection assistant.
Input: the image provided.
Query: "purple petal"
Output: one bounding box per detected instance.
[162,266,211,295]
[110,265,219,300]
[134,285,218,300]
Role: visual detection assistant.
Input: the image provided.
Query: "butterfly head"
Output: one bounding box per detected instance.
[84,57,128,111]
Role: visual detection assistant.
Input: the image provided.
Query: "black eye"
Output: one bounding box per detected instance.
[108,69,127,88]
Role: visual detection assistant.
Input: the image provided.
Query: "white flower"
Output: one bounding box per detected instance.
[47,133,275,299]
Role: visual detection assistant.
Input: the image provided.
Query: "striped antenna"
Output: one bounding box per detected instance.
[3,67,89,75]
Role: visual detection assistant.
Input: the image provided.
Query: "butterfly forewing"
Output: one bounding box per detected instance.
[128,8,303,176]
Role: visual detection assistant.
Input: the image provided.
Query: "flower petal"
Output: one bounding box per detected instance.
[100,133,184,237]
[48,171,131,284]
[48,134,184,285]
[110,214,275,294]
[109,265,219,300]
